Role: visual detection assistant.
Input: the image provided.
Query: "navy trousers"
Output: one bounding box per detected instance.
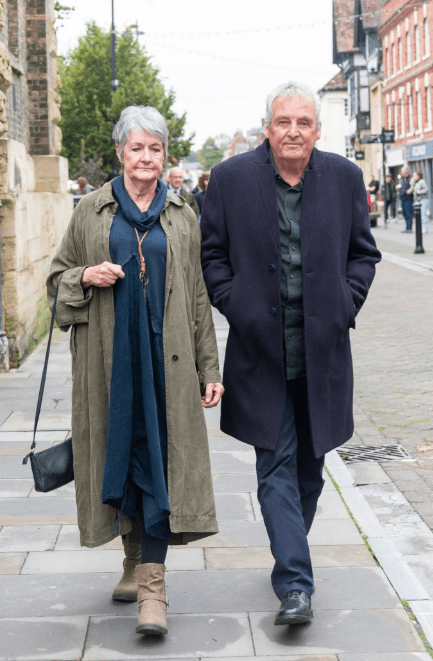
[255,378,325,600]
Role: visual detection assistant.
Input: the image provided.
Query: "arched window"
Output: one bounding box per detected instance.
[415,25,421,61]
[407,31,412,66]
[398,39,403,71]
[424,19,430,57]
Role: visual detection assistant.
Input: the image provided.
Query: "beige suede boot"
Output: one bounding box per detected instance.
[135,563,168,636]
[112,524,141,602]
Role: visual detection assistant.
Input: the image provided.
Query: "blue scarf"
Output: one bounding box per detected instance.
[111,176,167,231]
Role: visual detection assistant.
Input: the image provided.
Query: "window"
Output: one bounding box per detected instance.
[407,31,412,66]
[344,98,348,116]
[345,136,354,159]
[425,19,430,56]
[387,102,392,129]
[398,39,403,70]
[392,43,396,74]
[409,93,414,133]
[415,25,421,61]
[426,86,432,128]
[394,103,399,135]
[400,99,405,137]
[417,89,422,131]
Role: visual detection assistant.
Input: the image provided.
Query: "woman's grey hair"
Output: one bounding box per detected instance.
[264,81,321,127]
[112,106,169,160]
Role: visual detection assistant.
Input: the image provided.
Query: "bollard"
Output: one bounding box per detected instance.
[414,201,425,254]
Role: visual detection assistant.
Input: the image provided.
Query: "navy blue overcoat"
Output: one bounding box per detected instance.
[200,140,381,458]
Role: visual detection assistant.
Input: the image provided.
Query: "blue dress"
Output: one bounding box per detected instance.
[101,178,172,540]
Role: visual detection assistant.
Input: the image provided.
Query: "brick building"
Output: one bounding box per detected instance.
[381,0,433,206]
[0,0,72,370]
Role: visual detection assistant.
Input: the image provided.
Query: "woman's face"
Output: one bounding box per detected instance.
[118,129,164,187]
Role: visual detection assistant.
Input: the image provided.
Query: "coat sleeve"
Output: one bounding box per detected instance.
[200,169,234,316]
[346,170,382,315]
[189,216,221,388]
[46,206,93,332]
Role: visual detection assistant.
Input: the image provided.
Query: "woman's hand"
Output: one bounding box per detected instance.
[82,262,125,287]
[201,382,224,409]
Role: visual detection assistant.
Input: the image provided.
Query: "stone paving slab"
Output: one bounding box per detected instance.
[208,436,246,451]
[0,455,34,479]
[249,609,425,656]
[212,473,258,494]
[0,615,88,661]
[204,545,376,571]
[83,613,254,660]
[0,430,70,442]
[404,554,433,598]
[185,520,270,547]
[203,657,338,661]
[307,518,363,546]
[0,478,33,497]
[0,411,71,431]
[21,548,205,574]
[347,463,393,486]
[210,450,257,473]
[314,490,350,519]
[0,441,53,456]
[0,411,10,427]
[0,524,60,552]
[214,493,255,521]
[29,481,77,498]
[0,552,26,574]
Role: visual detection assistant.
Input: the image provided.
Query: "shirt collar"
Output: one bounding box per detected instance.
[270,149,307,191]
[168,183,181,195]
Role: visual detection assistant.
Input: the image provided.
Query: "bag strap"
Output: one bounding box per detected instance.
[23,287,59,464]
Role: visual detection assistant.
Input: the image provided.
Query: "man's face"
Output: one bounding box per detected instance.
[169,169,184,189]
[265,96,321,167]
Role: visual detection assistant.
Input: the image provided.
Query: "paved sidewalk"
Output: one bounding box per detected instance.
[0,297,431,659]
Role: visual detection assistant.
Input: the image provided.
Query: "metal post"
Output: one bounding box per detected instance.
[382,132,387,228]
[414,201,425,254]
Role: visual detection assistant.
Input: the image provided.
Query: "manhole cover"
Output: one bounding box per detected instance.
[336,444,411,463]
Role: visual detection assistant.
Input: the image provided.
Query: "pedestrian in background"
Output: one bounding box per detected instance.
[413,171,430,234]
[367,174,379,204]
[382,174,396,225]
[167,166,200,217]
[201,80,381,627]
[77,177,93,195]
[398,167,414,232]
[194,171,210,220]
[47,105,223,638]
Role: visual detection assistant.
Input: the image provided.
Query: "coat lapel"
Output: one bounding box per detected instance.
[300,148,324,253]
[253,142,280,249]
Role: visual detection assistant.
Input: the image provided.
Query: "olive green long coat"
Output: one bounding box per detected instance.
[47,183,220,548]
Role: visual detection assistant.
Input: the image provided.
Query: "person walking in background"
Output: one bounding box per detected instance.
[47,105,223,639]
[201,81,381,628]
[382,174,396,225]
[367,174,379,204]
[413,171,430,233]
[398,167,414,232]
[167,166,200,217]
[194,171,210,221]
[77,177,93,195]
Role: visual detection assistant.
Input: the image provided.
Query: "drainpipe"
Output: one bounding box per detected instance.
[0,200,10,371]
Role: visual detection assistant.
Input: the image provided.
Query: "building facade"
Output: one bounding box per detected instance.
[317,71,352,159]
[0,0,72,370]
[381,0,433,208]
[333,0,384,181]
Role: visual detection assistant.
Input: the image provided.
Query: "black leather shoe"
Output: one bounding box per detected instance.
[274,590,313,625]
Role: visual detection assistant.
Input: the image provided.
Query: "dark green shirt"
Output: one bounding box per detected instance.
[271,150,306,380]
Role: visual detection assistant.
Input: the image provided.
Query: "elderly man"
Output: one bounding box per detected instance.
[167,167,199,217]
[201,82,381,626]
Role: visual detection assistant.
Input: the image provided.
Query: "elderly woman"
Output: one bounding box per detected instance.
[412,171,430,234]
[47,105,223,638]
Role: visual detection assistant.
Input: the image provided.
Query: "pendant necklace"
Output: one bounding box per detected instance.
[135,227,150,290]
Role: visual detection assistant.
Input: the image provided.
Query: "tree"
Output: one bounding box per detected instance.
[59,22,194,178]
[197,137,223,170]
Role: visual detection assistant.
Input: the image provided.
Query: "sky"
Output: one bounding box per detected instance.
[56,0,339,151]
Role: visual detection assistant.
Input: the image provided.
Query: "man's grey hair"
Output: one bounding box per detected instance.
[264,82,322,127]
[112,106,169,160]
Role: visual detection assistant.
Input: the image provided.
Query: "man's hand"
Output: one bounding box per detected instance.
[82,262,125,287]
[201,382,224,409]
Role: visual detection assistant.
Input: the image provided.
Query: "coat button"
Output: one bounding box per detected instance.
[269,264,276,272]
[172,355,179,361]
[270,307,277,316]
[169,288,172,294]
[168,220,172,225]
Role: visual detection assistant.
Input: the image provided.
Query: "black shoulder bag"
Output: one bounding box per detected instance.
[23,288,74,492]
